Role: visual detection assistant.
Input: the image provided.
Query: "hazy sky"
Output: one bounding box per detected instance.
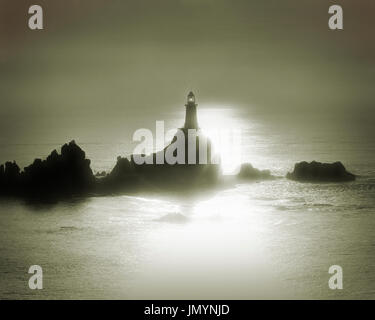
[0,0,374,143]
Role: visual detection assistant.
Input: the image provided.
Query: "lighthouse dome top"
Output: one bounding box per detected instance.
[187,91,196,104]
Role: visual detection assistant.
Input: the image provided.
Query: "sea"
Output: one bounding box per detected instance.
[0,108,374,299]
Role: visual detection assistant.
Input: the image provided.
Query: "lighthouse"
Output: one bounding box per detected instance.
[184,91,199,130]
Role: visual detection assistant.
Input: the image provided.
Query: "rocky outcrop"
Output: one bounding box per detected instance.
[97,156,141,193]
[25,140,94,195]
[0,135,220,198]
[286,161,355,182]
[109,157,135,179]
[0,140,95,197]
[129,129,220,188]
[238,163,273,180]
[1,138,357,201]
[0,161,21,194]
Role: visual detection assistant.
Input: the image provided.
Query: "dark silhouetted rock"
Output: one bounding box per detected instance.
[0,140,95,198]
[0,161,21,194]
[286,161,355,182]
[110,156,134,179]
[23,140,95,195]
[98,156,141,193]
[238,163,273,180]
[129,129,220,188]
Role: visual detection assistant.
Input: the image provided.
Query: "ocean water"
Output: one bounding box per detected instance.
[0,110,374,299]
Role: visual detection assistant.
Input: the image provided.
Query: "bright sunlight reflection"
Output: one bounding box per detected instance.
[199,107,244,175]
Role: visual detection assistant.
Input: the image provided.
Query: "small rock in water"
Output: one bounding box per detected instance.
[286,161,355,182]
[238,163,273,180]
